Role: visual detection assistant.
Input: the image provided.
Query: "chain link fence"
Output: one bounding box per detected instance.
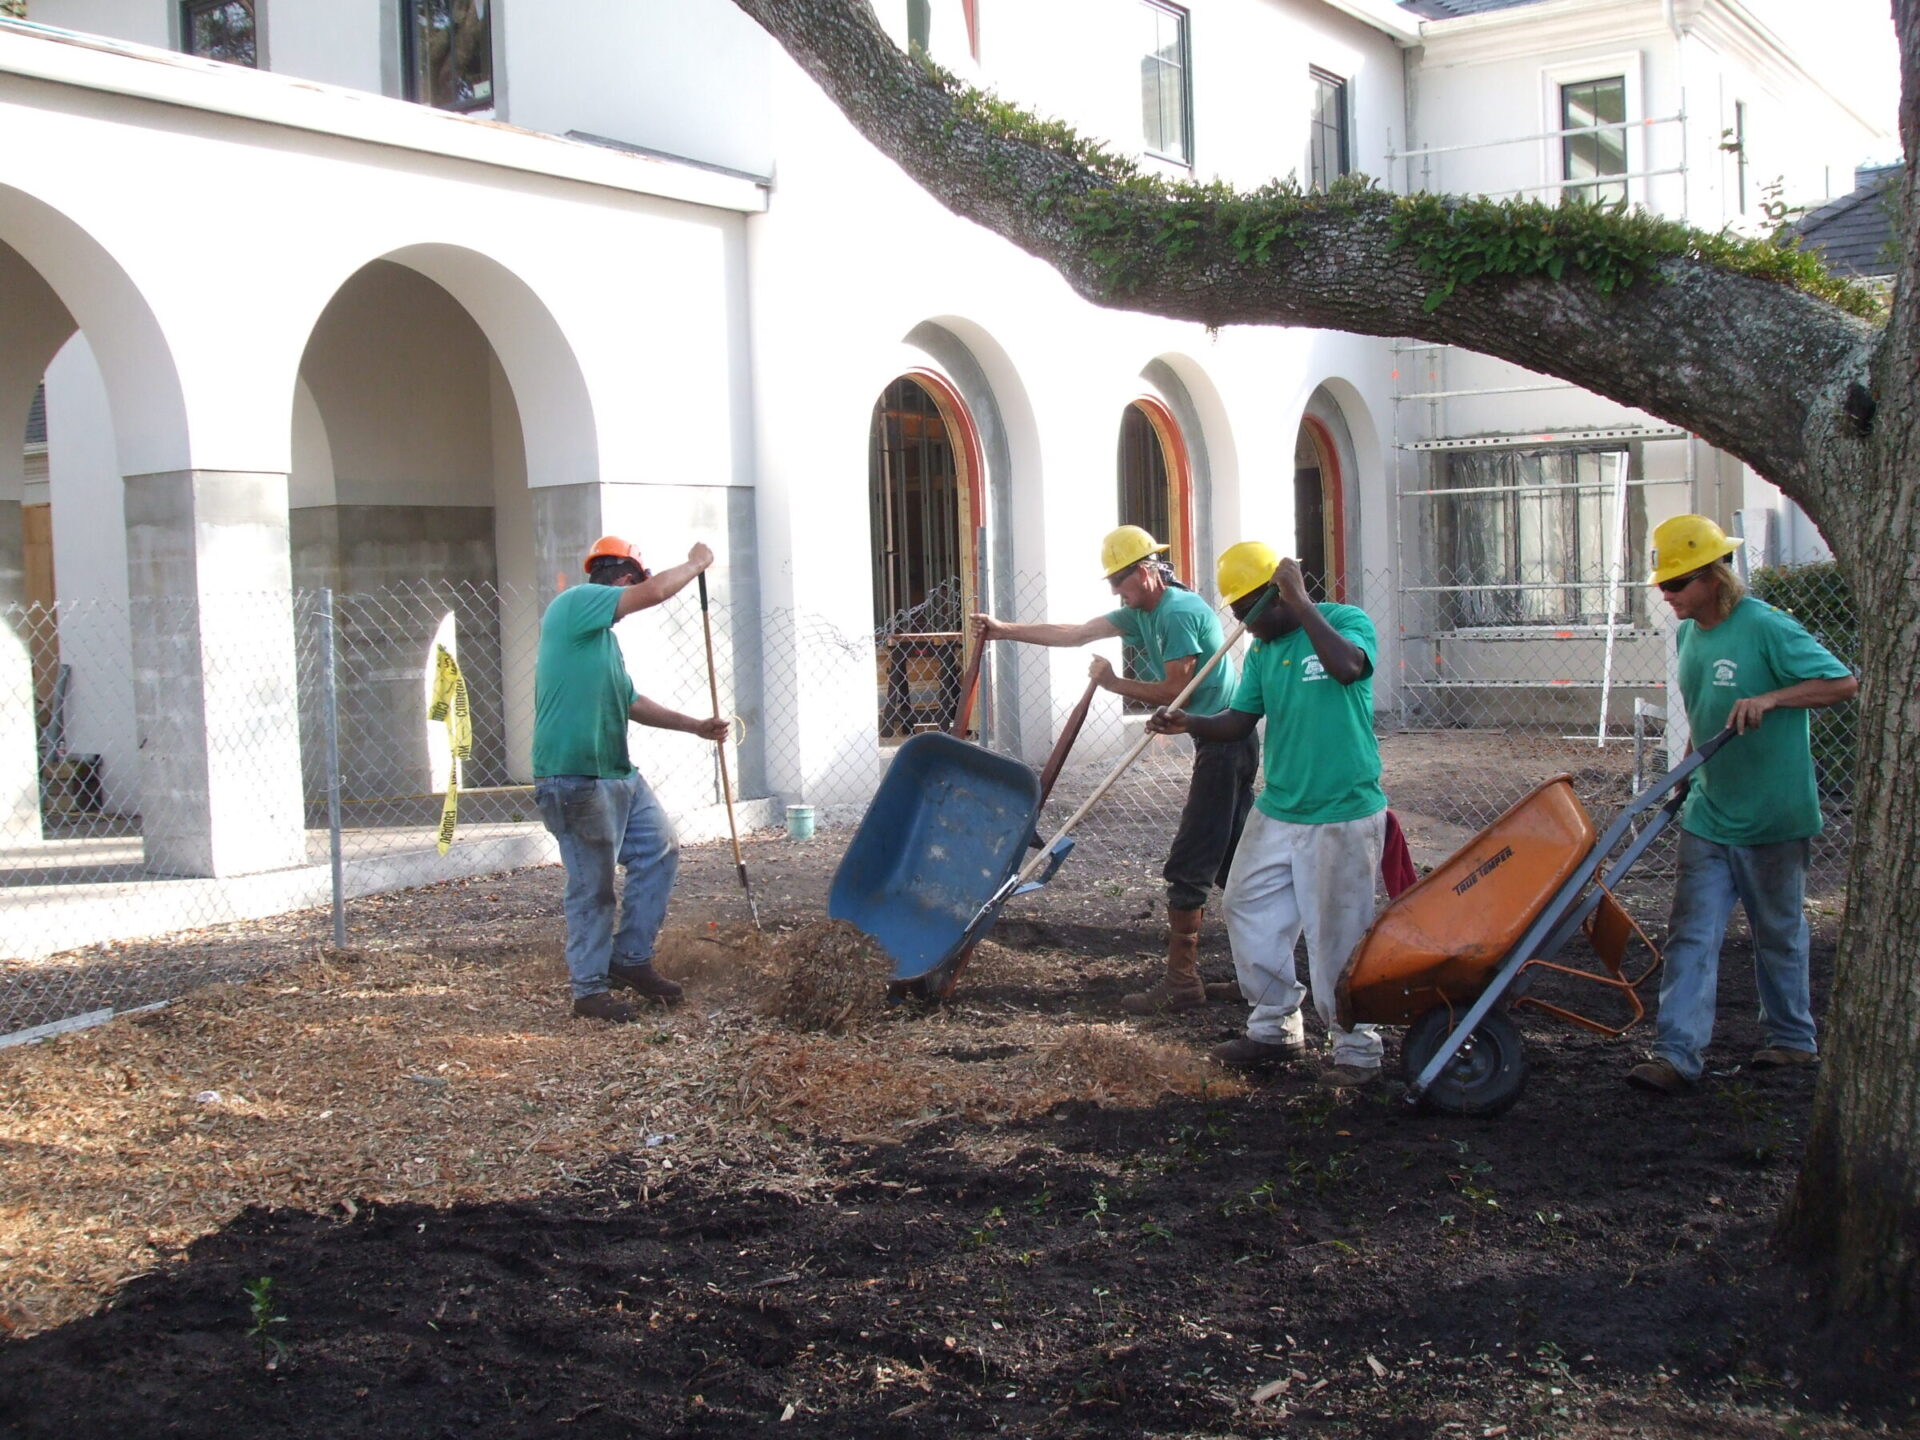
[1,562,1855,1041]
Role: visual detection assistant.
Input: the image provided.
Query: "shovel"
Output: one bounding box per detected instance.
[697,571,761,930]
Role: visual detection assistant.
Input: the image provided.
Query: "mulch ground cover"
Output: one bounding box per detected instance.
[1,830,1911,1439]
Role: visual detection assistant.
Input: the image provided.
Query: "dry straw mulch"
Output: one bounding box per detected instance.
[0,921,1238,1337]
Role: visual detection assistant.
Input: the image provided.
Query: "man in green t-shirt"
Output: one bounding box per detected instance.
[534,535,731,1024]
[972,526,1257,1013]
[1627,516,1856,1095]
[1148,541,1387,1087]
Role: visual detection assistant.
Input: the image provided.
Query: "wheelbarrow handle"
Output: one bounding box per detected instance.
[1036,678,1099,808]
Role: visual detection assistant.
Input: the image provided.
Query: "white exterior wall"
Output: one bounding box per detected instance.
[500,0,774,177]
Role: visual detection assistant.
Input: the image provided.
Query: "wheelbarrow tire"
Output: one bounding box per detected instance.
[1401,1006,1528,1118]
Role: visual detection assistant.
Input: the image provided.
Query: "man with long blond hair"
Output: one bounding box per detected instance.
[1629,516,1857,1095]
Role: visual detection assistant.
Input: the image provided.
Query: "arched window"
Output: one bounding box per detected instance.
[1115,398,1192,579]
[868,373,983,737]
[1294,416,1346,602]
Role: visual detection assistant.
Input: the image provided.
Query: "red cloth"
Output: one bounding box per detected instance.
[1381,809,1418,898]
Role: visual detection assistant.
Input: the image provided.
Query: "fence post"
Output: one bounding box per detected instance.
[319,588,346,948]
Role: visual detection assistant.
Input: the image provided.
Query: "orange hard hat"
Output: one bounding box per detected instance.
[583,535,642,574]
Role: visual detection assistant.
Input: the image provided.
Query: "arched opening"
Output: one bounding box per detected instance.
[1294,414,1347,602]
[1116,397,1194,703]
[1116,398,1194,580]
[868,371,984,739]
[0,187,188,859]
[291,257,534,827]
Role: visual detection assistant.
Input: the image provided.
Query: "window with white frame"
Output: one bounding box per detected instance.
[1432,449,1642,627]
[1560,76,1627,206]
[1308,69,1349,191]
[181,0,256,66]
[1137,1,1191,165]
[403,0,494,114]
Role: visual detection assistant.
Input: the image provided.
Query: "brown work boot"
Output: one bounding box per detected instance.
[1211,1035,1309,1069]
[1203,979,1242,1003]
[1122,906,1206,1014]
[1748,1046,1817,1070]
[609,960,684,1006]
[1626,1057,1692,1095]
[571,991,639,1024]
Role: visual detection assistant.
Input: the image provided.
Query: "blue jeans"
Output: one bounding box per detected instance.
[535,774,678,1000]
[1653,829,1816,1080]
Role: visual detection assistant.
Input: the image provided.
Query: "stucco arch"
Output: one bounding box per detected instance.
[1139,352,1238,599]
[293,241,597,494]
[0,184,189,480]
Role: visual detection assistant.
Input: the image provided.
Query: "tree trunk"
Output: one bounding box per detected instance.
[1779,121,1920,1328]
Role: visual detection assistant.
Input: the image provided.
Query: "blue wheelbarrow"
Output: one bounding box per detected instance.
[828,732,1075,1001]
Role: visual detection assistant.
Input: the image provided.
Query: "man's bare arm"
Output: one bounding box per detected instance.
[615,543,715,620]
[971,613,1121,647]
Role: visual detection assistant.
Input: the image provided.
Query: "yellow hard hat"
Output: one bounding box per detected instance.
[1100,525,1170,579]
[1217,540,1281,605]
[1648,515,1741,585]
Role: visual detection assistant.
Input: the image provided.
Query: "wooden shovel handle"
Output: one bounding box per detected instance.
[950,629,986,738]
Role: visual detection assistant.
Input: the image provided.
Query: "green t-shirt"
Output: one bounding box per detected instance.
[1104,586,1235,715]
[533,583,638,779]
[1229,603,1385,825]
[1676,596,1850,845]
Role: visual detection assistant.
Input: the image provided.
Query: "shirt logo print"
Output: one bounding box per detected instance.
[1712,658,1738,688]
[1301,656,1328,682]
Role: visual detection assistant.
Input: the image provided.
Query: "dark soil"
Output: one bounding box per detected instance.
[3,832,1914,1439]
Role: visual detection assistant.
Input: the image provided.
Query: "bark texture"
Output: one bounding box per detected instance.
[733,0,1920,1331]
[1776,0,1920,1331]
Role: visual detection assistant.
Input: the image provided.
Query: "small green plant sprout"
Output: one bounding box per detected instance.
[1024,1188,1053,1216]
[1135,1218,1173,1248]
[244,1275,288,1370]
[963,1205,1006,1250]
[1084,1184,1112,1230]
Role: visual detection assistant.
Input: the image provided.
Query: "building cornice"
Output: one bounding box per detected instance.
[1319,0,1425,45]
[0,18,771,213]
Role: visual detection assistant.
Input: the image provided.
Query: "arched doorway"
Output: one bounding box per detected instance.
[1294,414,1347,602]
[1116,397,1194,704]
[1116,398,1193,580]
[868,372,984,738]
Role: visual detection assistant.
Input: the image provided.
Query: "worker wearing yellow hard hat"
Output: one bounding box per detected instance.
[1149,541,1390,1087]
[971,525,1258,1013]
[1626,515,1857,1096]
[532,534,732,1024]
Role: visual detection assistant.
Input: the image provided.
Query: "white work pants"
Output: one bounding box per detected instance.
[1223,808,1386,1067]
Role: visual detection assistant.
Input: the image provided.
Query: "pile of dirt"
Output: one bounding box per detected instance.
[768,918,895,1034]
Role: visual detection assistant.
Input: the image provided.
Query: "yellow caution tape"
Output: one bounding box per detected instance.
[428,644,472,854]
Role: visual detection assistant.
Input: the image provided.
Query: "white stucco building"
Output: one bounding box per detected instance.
[0,0,1891,898]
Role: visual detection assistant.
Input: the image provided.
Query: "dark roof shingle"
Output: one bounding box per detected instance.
[1785,165,1901,279]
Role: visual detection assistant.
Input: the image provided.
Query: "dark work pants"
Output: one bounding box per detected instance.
[1162,731,1260,911]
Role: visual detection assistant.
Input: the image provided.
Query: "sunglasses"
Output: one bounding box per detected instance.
[1657,570,1707,595]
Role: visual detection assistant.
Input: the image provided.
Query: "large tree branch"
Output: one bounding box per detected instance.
[732,0,1880,533]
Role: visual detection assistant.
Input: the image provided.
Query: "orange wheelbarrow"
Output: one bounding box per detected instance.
[1335,727,1734,1117]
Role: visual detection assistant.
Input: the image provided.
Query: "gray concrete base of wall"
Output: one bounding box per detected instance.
[4,796,783,962]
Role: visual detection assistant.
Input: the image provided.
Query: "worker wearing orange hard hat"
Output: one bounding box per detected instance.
[1626,516,1856,1096]
[533,534,730,1024]
[1150,542,1389,1088]
[972,525,1258,1014]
